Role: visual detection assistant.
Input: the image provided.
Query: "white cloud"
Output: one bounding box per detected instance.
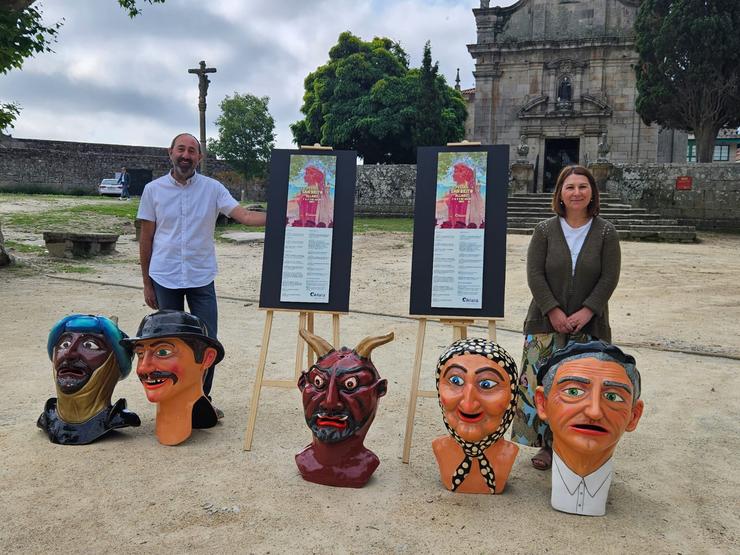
[3,0,516,149]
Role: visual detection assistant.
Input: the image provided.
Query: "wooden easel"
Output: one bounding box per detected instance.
[401,316,498,463]
[243,308,343,451]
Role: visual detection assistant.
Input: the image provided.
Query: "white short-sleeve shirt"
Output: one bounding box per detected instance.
[137,172,239,289]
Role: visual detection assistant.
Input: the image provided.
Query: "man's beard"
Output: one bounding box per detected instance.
[307,411,359,443]
[174,157,195,175]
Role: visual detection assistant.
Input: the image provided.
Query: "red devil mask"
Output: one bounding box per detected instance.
[296,329,394,488]
[298,331,391,443]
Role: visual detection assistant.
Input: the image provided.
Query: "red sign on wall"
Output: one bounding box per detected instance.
[675,176,692,190]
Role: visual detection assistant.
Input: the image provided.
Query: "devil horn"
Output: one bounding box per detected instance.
[354,331,395,359]
[299,328,334,358]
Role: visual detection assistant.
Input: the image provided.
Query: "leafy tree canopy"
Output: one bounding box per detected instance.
[291,32,466,164]
[635,0,740,162]
[207,93,276,180]
[0,1,165,132]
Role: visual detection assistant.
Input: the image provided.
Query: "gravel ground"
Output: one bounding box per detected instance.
[1,198,738,554]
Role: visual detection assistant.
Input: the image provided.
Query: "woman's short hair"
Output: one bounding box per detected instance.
[551,165,600,217]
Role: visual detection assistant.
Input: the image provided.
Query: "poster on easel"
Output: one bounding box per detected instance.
[259,149,356,312]
[409,145,509,318]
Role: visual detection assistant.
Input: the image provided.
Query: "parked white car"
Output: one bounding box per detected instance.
[98,178,122,196]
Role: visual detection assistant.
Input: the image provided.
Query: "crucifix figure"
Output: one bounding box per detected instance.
[188,60,217,174]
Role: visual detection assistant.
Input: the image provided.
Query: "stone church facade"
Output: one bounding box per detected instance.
[465,0,685,191]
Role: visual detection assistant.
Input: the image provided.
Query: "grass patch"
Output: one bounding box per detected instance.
[0,192,70,202]
[1,193,413,235]
[3,240,46,254]
[3,196,138,234]
[215,216,412,239]
[354,217,413,233]
[57,264,95,274]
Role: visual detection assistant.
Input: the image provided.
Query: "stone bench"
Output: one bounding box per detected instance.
[43,232,119,258]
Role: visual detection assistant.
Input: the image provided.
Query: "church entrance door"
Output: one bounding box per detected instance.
[543,138,579,192]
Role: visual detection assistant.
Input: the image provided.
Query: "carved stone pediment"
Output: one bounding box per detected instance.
[517,93,613,120]
[517,95,549,117]
[544,58,588,72]
[582,94,613,116]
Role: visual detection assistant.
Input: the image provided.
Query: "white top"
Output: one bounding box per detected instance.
[137,172,239,289]
[560,217,593,275]
[551,452,613,517]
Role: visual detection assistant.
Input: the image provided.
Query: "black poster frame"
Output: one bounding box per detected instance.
[409,145,509,318]
[258,149,356,312]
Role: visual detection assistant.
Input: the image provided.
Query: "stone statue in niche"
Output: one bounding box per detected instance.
[516,135,530,162]
[556,76,573,111]
[534,340,644,516]
[432,338,519,494]
[597,131,611,162]
[557,77,572,102]
[123,310,224,446]
[296,329,394,488]
[37,314,140,445]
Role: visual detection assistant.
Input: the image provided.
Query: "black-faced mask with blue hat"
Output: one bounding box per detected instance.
[37,314,140,445]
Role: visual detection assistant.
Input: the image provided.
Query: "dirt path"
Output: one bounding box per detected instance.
[1,199,738,553]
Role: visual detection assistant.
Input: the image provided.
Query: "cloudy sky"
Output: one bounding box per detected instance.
[3,0,515,150]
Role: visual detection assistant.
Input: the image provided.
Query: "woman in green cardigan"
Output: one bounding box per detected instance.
[510,165,621,470]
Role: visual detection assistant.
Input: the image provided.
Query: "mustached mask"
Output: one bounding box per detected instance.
[121,310,225,446]
[433,338,519,494]
[37,314,140,445]
[296,329,394,488]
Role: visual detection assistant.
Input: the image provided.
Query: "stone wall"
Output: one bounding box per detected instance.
[606,163,740,231]
[0,136,254,198]
[355,164,417,216]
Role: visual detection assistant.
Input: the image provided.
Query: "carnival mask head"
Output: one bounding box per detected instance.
[435,338,518,493]
[535,341,643,473]
[534,340,644,516]
[122,310,224,446]
[48,314,133,417]
[296,329,394,488]
[298,330,391,443]
[37,315,139,445]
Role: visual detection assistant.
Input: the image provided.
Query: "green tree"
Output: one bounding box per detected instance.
[0,1,164,132]
[635,0,740,162]
[208,93,276,180]
[291,32,466,164]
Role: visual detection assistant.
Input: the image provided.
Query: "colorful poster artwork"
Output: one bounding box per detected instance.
[431,152,487,310]
[280,154,337,303]
[434,152,487,230]
[285,155,336,228]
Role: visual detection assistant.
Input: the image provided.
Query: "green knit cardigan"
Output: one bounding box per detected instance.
[523,215,621,342]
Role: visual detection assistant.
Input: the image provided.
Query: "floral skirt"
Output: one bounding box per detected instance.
[510,332,592,448]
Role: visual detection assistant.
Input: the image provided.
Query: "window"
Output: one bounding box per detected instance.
[687,143,730,162]
[687,144,697,162]
[714,145,730,161]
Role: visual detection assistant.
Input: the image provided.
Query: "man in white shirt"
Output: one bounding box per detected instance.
[137,133,265,402]
[534,341,644,516]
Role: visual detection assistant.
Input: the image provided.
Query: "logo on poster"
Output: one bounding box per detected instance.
[309,291,326,298]
[462,297,479,303]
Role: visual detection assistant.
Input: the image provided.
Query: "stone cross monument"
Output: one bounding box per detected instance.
[188,60,217,174]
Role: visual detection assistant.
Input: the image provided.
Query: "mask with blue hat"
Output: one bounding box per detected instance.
[37,314,140,445]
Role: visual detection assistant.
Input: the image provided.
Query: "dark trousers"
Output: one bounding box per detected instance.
[151,280,218,395]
